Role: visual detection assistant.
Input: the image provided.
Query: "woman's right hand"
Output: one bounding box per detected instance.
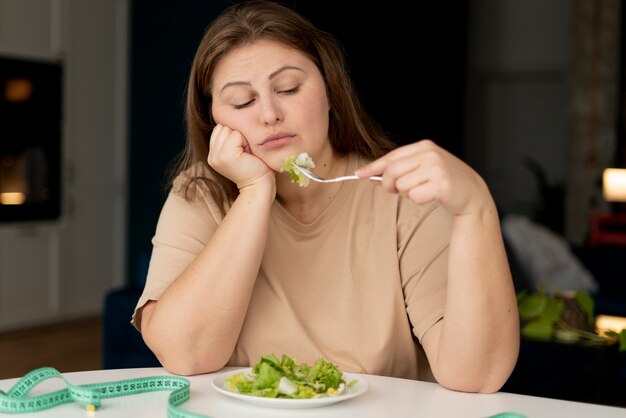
[208,124,274,190]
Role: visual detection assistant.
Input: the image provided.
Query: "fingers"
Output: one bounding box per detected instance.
[207,124,248,168]
[386,162,441,204]
[359,139,456,206]
[355,139,436,178]
[207,124,230,166]
[365,141,439,194]
[380,154,423,193]
[207,124,273,189]
[406,180,439,204]
[355,146,407,178]
[358,139,491,215]
[207,123,245,177]
[394,166,428,194]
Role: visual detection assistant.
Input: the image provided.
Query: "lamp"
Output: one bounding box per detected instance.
[588,168,626,246]
[602,168,626,202]
[596,314,626,335]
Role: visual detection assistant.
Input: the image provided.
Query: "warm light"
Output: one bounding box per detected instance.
[4,78,33,102]
[595,314,626,335]
[602,168,626,202]
[0,192,26,205]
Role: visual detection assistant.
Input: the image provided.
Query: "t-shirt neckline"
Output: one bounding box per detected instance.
[273,153,359,230]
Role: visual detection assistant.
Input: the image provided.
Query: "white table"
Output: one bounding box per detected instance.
[1,367,625,418]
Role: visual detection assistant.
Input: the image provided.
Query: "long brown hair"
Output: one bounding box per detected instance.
[172,0,396,214]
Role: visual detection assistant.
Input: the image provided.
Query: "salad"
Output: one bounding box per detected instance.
[224,354,355,399]
[280,153,315,187]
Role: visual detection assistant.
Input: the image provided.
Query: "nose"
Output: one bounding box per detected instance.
[259,96,283,126]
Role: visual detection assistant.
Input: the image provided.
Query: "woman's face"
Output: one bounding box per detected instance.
[210,39,331,171]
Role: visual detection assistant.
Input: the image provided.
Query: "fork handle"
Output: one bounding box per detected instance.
[328,175,382,182]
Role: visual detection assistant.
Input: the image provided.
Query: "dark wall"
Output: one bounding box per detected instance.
[617,3,626,168]
[294,2,468,151]
[127,1,468,285]
[128,0,236,285]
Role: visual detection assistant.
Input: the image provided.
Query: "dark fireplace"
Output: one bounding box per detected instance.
[0,57,62,222]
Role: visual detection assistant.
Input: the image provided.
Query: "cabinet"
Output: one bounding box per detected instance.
[0,226,58,328]
[0,0,128,331]
[0,0,58,60]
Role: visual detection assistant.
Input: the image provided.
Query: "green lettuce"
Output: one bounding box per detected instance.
[280,153,315,187]
[224,354,351,399]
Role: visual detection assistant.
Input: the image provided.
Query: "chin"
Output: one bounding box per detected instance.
[258,149,300,172]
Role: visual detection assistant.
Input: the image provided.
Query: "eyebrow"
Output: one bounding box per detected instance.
[219,65,305,94]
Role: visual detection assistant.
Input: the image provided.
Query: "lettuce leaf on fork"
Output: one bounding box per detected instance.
[280,153,315,187]
[224,354,352,399]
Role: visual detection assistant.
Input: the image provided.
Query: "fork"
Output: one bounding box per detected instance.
[293,165,382,183]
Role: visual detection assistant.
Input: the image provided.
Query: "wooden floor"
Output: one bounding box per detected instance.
[0,316,102,380]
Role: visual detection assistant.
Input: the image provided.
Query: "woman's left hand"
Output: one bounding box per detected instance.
[355,140,492,216]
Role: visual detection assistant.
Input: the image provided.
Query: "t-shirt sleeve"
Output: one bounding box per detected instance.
[130,184,222,331]
[398,202,452,342]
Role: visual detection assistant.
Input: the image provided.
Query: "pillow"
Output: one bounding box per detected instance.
[501,215,598,293]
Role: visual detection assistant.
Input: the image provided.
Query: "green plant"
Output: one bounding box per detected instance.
[516,290,626,350]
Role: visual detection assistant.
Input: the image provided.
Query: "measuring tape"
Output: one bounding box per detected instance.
[1,367,529,418]
[0,367,210,417]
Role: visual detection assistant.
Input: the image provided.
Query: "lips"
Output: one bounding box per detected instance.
[260,132,296,148]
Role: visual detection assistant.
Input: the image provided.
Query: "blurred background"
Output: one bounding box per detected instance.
[0,0,625,407]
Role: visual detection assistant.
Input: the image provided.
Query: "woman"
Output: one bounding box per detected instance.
[132,0,519,393]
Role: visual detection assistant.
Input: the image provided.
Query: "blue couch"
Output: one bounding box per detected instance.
[103,252,160,369]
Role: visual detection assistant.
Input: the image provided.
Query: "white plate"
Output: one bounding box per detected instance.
[211,367,369,409]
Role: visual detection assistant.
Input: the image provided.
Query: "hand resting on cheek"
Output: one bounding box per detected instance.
[208,123,275,190]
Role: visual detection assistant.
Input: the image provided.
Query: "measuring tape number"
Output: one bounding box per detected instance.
[0,367,209,417]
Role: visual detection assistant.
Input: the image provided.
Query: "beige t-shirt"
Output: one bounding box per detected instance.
[132,154,452,380]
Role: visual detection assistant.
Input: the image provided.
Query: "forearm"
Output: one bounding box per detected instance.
[432,200,519,393]
[142,183,274,375]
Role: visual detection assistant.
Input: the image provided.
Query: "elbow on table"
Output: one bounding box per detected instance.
[142,333,229,376]
[434,354,519,394]
[156,351,228,376]
[436,373,509,394]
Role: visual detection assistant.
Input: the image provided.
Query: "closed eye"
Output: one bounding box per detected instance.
[232,86,300,109]
[233,99,255,110]
[279,86,300,95]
